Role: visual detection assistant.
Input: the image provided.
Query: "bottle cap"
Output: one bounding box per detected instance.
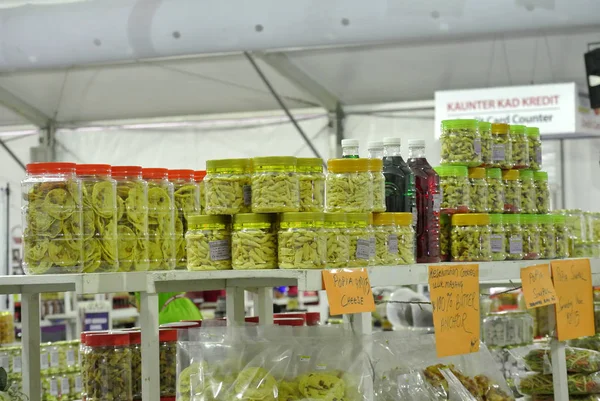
[408,139,425,148]
[383,137,401,146]
[341,139,359,147]
[367,141,383,149]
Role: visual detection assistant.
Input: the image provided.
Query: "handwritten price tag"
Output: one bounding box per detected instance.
[551,259,595,341]
[429,264,480,358]
[322,268,376,315]
[520,264,557,309]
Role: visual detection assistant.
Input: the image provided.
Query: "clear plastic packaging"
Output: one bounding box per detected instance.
[252,156,300,213]
[589,212,600,241]
[85,332,132,401]
[440,119,482,166]
[369,158,386,213]
[534,171,550,214]
[538,214,556,259]
[278,212,326,269]
[169,169,201,270]
[479,121,492,166]
[486,168,505,214]
[489,214,506,261]
[468,167,489,213]
[510,124,530,169]
[520,346,600,374]
[0,311,15,344]
[186,214,231,270]
[434,165,469,214]
[521,214,541,260]
[502,169,521,213]
[554,214,570,259]
[324,212,350,268]
[204,159,251,215]
[231,213,277,269]
[326,158,373,212]
[128,331,142,400]
[193,170,207,214]
[527,126,542,170]
[372,213,399,265]
[450,213,492,262]
[394,212,415,264]
[562,209,586,242]
[346,212,374,267]
[519,169,536,214]
[440,214,450,262]
[160,329,177,397]
[491,123,513,169]
[22,162,83,274]
[516,371,600,395]
[482,311,533,348]
[297,158,325,212]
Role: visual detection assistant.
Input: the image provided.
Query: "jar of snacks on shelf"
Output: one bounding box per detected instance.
[372,213,399,265]
[159,329,177,397]
[491,123,513,169]
[394,212,415,264]
[533,171,550,214]
[193,170,206,214]
[252,156,300,213]
[483,311,534,348]
[521,214,541,260]
[526,126,542,170]
[85,332,132,401]
[504,214,524,260]
[573,241,590,257]
[486,168,505,214]
[231,213,277,269]
[65,340,79,373]
[326,158,373,212]
[519,170,536,214]
[297,157,325,212]
[127,331,141,400]
[538,214,556,259]
[589,212,600,241]
[22,162,83,275]
[562,209,586,242]
[468,167,489,213]
[48,342,62,375]
[440,214,450,262]
[510,125,530,169]
[502,169,521,213]
[489,214,506,261]
[112,166,150,272]
[479,121,492,166]
[204,159,251,215]
[440,119,482,166]
[278,212,326,269]
[433,165,469,214]
[346,212,374,267]
[324,213,350,268]
[553,214,569,259]
[142,168,176,271]
[186,214,231,270]
[450,214,492,262]
[0,311,15,344]
[369,158,386,213]
[169,169,200,270]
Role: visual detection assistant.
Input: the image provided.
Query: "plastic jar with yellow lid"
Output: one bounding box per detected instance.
[527,126,542,170]
[346,212,374,267]
[534,171,550,214]
[394,212,415,264]
[486,168,505,214]
[468,167,489,213]
[324,212,350,268]
[440,214,450,262]
[168,169,200,270]
[326,158,373,212]
[489,214,506,261]
[231,213,277,269]
[252,156,300,213]
[504,214,524,260]
[479,121,492,166]
[519,170,536,214]
[491,123,513,169]
[538,214,556,259]
[502,169,521,214]
[297,158,325,212]
[372,213,399,265]
[370,158,386,212]
[278,212,326,269]
[204,158,251,215]
[510,125,530,169]
[440,119,482,166]
[193,170,206,214]
[450,213,492,262]
[185,214,231,270]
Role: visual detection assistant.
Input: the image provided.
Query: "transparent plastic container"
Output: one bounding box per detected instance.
[538,214,556,259]
[534,171,550,214]
[440,119,482,166]
[440,214,451,262]
[368,213,376,265]
[278,212,326,269]
[468,167,489,213]
[169,169,200,270]
[47,342,63,375]
[553,214,570,259]
[0,311,15,344]
[479,121,492,166]
[562,209,586,242]
[526,127,542,170]
[326,158,373,212]
[486,168,505,214]
[65,340,79,373]
[521,214,541,260]
[85,333,132,401]
[297,158,325,212]
[159,329,177,397]
[383,137,415,213]
[510,124,530,169]
[372,213,399,265]
[489,214,506,261]
[112,166,150,272]
[483,311,534,348]
[204,158,251,215]
[186,214,231,270]
[502,169,521,213]
[128,331,141,400]
[433,165,469,214]
[252,156,300,213]
[450,214,492,262]
[394,212,415,264]
[346,212,374,267]
[590,212,600,241]
[519,169,536,214]
[341,138,359,158]
[367,141,384,159]
[573,241,591,258]
[193,170,207,214]
[369,158,386,213]
[41,343,51,375]
[324,213,350,268]
[22,162,83,274]
[142,168,176,271]
[491,123,513,169]
[231,213,276,269]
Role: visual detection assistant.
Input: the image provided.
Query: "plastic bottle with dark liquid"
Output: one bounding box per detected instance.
[382,137,415,214]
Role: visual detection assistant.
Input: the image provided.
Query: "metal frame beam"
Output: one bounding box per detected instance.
[0,85,53,128]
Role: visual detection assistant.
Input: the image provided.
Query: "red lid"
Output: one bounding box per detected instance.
[142,168,168,179]
[159,329,178,342]
[160,321,201,329]
[86,332,130,347]
[274,313,306,323]
[168,169,194,180]
[305,312,320,326]
[80,330,109,345]
[245,316,259,323]
[112,166,143,177]
[287,286,299,296]
[497,305,519,312]
[75,164,111,175]
[193,170,207,182]
[274,318,304,327]
[161,398,176,401]
[128,331,141,345]
[26,162,76,174]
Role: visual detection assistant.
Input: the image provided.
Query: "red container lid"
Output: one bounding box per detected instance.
[159,329,178,342]
[168,169,194,180]
[160,321,202,329]
[80,330,109,345]
[274,318,304,327]
[161,398,176,401]
[128,331,141,345]
[274,313,306,323]
[112,166,143,177]
[26,162,76,174]
[142,168,168,179]
[193,170,207,182]
[245,316,259,323]
[75,164,111,175]
[87,332,130,347]
[305,312,321,326]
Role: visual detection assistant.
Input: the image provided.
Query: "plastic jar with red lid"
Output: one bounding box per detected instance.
[85,332,132,401]
[193,170,207,214]
[169,169,200,269]
[22,162,83,274]
[159,329,178,397]
[274,317,304,326]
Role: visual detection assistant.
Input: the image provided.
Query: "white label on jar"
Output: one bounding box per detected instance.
[12,355,21,373]
[74,375,83,393]
[491,235,504,253]
[433,193,442,213]
[50,350,59,367]
[492,144,506,162]
[299,355,310,362]
[316,363,327,371]
[50,378,59,396]
[0,355,8,370]
[369,237,376,259]
[243,184,252,206]
[510,236,523,254]
[356,239,371,260]
[40,352,48,369]
[209,240,231,261]
[66,349,75,366]
[388,234,399,254]
[61,377,70,395]
[474,138,482,156]
[536,148,542,164]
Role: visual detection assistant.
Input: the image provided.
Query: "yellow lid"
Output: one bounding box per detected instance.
[252,156,297,172]
[232,213,273,225]
[491,123,509,134]
[327,158,370,173]
[502,169,520,181]
[206,158,249,173]
[279,212,325,223]
[188,214,230,227]
[368,158,383,172]
[373,213,395,226]
[393,212,412,226]
[346,212,370,224]
[324,213,347,223]
[468,167,486,179]
[451,213,490,226]
[296,158,323,168]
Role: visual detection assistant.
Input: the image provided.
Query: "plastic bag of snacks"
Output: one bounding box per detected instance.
[516,346,600,374]
[515,371,600,395]
[570,336,600,352]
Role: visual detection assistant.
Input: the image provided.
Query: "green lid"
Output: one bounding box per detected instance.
[552,214,566,224]
[537,214,554,224]
[280,212,324,223]
[206,158,249,173]
[486,168,502,179]
[478,121,492,131]
[233,213,273,225]
[325,213,347,223]
[519,169,534,180]
[521,214,538,225]
[489,214,504,225]
[188,214,230,226]
[526,127,540,137]
[533,171,548,181]
[346,212,370,224]
[509,125,526,134]
[441,119,478,130]
[434,165,468,177]
[252,156,297,168]
[297,158,324,168]
[504,214,521,225]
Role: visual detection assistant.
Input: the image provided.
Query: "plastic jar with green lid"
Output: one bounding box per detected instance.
[252,156,300,213]
[538,214,556,259]
[468,167,489,213]
[553,214,569,259]
[185,214,231,270]
[369,158,386,212]
[346,212,374,267]
[278,212,326,269]
[372,213,399,265]
[394,213,415,264]
[561,209,586,241]
[204,158,251,215]
[324,213,350,268]
[85,332,132,401]
[326,158,373,212]
[526,127,542,170]
[434,165,469,214]
[297,158,325,212]
[533,171,550,214]
[450,214,492,262]
[169,169,200,270]
[491,123,513,169]
[231,213,277,269]
[510,125,530,169]
[440,119,482,166]
[486,168,505,213]
[440,214,450,262]
[519,170,536,214]
[502,169,521,213]
[489,214,506,261]
[521,214,541,260]
[504,214,523,260]
[479,121,492,166]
